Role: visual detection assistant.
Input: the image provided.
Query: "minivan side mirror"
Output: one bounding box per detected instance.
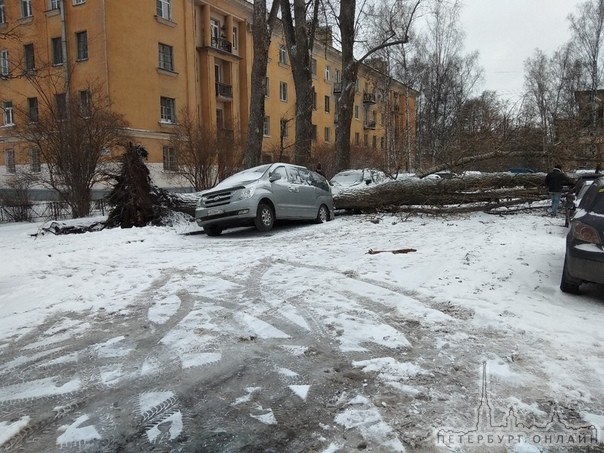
[269,172,282,182]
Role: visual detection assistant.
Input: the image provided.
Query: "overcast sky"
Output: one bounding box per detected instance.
[460,0,584,102]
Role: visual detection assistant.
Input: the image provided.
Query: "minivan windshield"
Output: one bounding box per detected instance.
[213,164,271,190]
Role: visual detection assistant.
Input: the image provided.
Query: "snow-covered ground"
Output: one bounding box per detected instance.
[0,211,603,452]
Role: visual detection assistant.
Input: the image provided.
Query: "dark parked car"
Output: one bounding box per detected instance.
[195,163,334,236]
[560,176,604,293]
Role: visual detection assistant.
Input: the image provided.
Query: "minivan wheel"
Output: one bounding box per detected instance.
[560,257,581,294]
[203,225,223,236]
[315,204,329,223]
[254,203,274,232]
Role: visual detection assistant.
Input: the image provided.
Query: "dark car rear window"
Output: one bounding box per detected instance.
[579,183,604,213]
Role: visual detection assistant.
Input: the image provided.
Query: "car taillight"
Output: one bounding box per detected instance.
[571,221,602,244]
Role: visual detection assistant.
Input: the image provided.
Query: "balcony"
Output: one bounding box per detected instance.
[211,36,232,53]
[363,93,376,104]
[364,120,376,130]
[333,82,342,94]
[215,82,233,99]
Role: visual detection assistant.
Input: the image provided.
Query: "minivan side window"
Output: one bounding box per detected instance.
[297,167,312,185]
[309,171,329,191]
[288,167,303,184]
[272,166,288,181]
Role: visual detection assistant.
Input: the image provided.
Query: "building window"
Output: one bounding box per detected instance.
[335,69,341,83]
[279,81,288,102]
[280,118,288,138]
[324,65,330,81]
[312,89,317,110]
[73,0,85,4]
[160,96,175,123]
[2,100,13,125]
[75,31,88,60]
[279,46,287,65]
[158,43,173,71]
[163,146,177,171]
[232,26,239,51]
[55,93,67,119]
[27,97,38,123]
[51,37,63,65]
[21,0,32,18]
[372,135,377,148]
[29,148,40,172]
[380,136,385,150]
[354,105,359,119]
[156,0,171,20]
[364,134,368,146]
[0,1,5,24]
[324,95,330,113]
[79,90,91,117]
[0,49,8,76]
[264,77,269,97]
[263,116,270,136]
[355,132,360,145]
[311,58,317,76]
[24,44,35,72]
[324,127,331,143]
[5,149,15,173]
[49,0,60,10]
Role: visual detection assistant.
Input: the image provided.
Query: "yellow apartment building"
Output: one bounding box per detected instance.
[0,0,416,188]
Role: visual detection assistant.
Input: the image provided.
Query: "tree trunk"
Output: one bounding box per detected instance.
[280,0,318,167]
[335,0,358,172]
[243,1,279,168]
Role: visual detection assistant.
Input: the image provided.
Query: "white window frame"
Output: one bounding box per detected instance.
[279,81,288,102]
[75,31,88,61]
[5,149,15,173]
[24,44,35,72]
[324,95,330,113]
[27,97,38,123]
[263,116,270,136]
[163,146,178,171]
[279,46,287,65]
[324,64,330,81]
[2,101,14,126]
[232,26,239,51]
[160,96,176,123]
[0,1,5,24]
[210,19,220,39]
[29,148,41,172]
[72,0,85,4]
[264,77,269,98]
[158,43,173,71]
[324,127,331,143]
[156,0,171,20]
[49,0,60,10]
[51,37,63,65]
[0,49,8,76]
[21,0,32,18]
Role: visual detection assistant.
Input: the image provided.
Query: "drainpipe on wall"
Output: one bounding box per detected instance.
[60,0,70,103]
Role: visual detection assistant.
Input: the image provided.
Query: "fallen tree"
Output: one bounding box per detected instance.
[333,173,549,213]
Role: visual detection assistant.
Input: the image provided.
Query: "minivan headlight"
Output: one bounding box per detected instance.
[240,186,256,199]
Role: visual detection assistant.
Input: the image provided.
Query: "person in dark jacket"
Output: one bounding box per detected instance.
[545,165,572,217]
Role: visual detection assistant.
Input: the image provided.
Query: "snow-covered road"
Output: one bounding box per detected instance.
[0,212,603,452]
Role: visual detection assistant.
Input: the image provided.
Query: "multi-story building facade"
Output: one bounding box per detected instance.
[0,0,417,188]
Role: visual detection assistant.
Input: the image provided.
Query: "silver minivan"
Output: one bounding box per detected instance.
[195,163,335,236]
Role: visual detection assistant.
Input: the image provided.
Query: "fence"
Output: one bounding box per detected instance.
[0,199,108,224]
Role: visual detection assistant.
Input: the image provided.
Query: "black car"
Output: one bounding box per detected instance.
[560,176,604,293]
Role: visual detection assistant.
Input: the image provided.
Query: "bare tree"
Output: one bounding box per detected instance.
[169,110,221,190]
[569,0,604,161]
[400,0,482,170]
[332,0,420,171]
[16,82,129,218]
[279,0,321,167]
[243,0,280,168]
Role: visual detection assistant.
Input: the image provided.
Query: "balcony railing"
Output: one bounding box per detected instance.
[211,36,232,53]
[364,120,376,130]
[215,82,233,99]
[363,93,376,104]
[333,82,342,94]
